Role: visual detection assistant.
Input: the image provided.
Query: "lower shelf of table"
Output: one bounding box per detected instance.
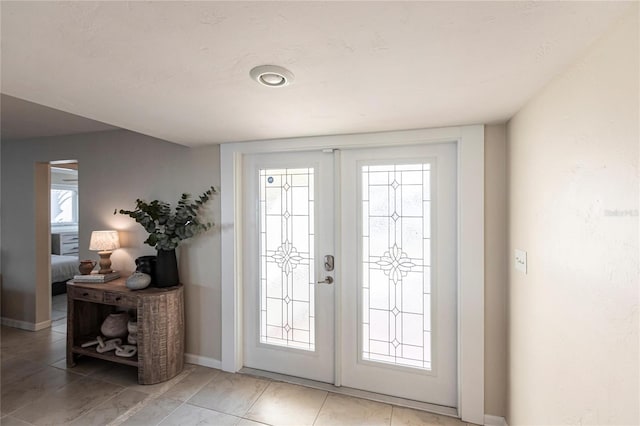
[71,338,139,368]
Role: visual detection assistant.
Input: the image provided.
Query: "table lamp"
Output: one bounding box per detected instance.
[89,230,120,274]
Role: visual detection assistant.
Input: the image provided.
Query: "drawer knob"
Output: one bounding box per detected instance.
[115,297,121,301]
[82,292,89,297]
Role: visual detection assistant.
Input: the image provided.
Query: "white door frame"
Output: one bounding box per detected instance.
[220,125,484,424]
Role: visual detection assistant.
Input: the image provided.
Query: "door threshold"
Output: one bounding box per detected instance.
[238,367,458,419]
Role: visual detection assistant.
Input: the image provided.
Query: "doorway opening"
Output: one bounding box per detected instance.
[48,160,79,331]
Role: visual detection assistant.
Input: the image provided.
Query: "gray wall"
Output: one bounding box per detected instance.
[1,130,222,361]
[507,9,638,425]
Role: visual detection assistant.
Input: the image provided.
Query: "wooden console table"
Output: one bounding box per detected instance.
[66,277,184,384]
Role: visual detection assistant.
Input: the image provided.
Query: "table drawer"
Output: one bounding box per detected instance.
[70,287,103,303]
[104,292,137,308]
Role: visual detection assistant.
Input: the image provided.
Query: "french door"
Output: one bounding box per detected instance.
[243,143,457,407]
[243,151,335,383]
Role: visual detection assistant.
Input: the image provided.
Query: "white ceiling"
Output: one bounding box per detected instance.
[0,1,632,146]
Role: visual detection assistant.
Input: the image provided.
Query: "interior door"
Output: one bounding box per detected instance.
[243,151,335,383]
[340,143,458,407]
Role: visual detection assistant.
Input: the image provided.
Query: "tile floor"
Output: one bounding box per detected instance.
[1,296,472,426]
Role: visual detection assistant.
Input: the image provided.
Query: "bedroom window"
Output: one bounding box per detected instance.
[51,185,78,224]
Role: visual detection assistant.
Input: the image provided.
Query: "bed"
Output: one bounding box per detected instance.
[51,254,78,295]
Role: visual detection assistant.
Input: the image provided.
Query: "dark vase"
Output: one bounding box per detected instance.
[155,249,179,287]
[135,255,157,284]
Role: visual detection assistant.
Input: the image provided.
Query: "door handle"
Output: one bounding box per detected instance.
[317,276,334,285]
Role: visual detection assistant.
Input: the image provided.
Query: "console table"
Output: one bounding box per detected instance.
[66,277,184,384]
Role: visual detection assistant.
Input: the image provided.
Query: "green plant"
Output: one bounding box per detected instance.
[116,186,216,251]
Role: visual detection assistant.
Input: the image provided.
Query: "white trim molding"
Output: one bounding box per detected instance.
[457,125,485,424]
[184,353,222,370]
[484,414,509,426]
[1,317,51,331]
[220,125,485,424]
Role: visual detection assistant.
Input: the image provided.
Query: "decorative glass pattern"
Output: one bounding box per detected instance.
[361,163,433,370]
[259,168,315,351]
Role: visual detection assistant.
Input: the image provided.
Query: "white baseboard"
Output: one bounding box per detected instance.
[484,414,508,426]
[1,317,51,331]
[184,353,222,370]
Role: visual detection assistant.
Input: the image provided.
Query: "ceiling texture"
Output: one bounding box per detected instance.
[0,1,633,146]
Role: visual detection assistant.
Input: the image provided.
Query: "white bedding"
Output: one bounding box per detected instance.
[51,254,78,283]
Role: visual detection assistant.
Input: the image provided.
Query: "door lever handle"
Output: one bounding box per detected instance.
[317,276,334,285]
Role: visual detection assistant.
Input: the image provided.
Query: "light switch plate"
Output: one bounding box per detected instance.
[515,249,527,274]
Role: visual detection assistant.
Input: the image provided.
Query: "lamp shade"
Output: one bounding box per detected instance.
[89,230,120,251]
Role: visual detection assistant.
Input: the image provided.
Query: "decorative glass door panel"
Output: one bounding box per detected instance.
[361,163,433,370]
[259,168,315,351]
[244,151,335,383]
[341,144,457,407]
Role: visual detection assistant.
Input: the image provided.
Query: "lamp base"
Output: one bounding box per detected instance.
[97,251,113,274]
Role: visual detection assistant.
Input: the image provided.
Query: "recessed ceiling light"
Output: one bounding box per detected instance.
[250,65,294,87]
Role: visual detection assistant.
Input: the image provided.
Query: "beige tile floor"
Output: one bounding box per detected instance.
[1,300,472,426]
